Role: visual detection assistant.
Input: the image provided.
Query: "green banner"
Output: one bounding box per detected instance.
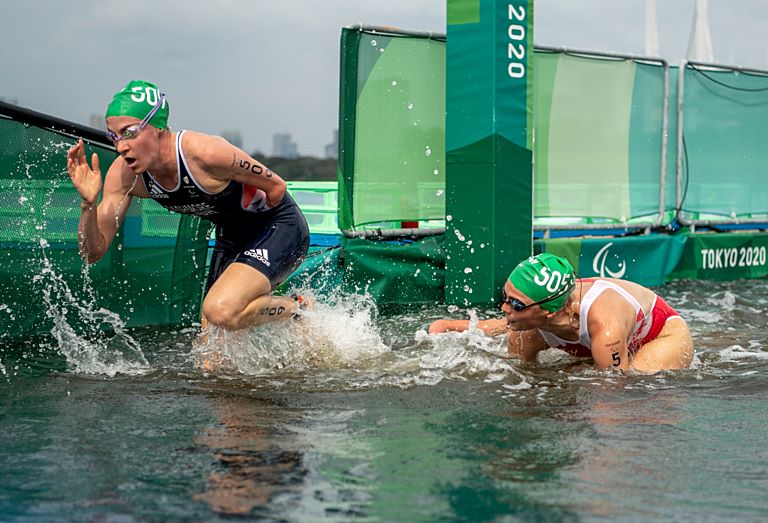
[446,0,534,306]
[668,232,768,280]
[540,235,687,287]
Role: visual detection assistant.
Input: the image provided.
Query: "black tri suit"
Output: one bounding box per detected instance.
[140,130,309,293]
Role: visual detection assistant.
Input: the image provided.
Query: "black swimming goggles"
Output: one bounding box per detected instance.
[501,281,574,312]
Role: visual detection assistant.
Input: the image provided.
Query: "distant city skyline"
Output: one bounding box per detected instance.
[82,108,336,159]
[4,1,768,155]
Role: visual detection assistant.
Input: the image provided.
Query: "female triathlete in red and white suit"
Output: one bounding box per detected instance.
[429,276,694,373]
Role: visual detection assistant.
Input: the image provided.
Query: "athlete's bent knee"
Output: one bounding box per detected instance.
[202,298,243,331]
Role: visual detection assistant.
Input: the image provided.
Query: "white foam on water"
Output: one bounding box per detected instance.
[709,344,768,361]
[682,309,724,323]
[396,312,530,389]
[189,299,537,391]
[191,291,390,376]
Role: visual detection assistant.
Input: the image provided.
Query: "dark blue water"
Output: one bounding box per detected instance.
[1,279,767,522]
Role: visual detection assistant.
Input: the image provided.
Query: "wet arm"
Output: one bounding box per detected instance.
[78,162,133,263]
[428,318,508,336]
[590,331,630,371]
[197,134,286,207]
[587,296,634,371]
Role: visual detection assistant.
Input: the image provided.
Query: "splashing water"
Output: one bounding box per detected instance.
[33,248,149,377]
[191,291,390,377]
[187,294,539,392]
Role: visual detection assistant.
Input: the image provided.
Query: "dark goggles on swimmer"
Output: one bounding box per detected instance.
[105,93,166,142]
[501,282,573,312]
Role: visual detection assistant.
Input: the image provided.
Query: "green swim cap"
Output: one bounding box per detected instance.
[508,253,576,312]
[105,80,169,129]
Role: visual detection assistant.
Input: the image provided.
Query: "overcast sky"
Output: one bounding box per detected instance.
[2,1,767,156]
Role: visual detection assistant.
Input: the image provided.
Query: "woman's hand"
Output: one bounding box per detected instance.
[67,139,103,206]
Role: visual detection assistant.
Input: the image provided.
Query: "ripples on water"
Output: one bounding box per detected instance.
[2,278,768,394]
[1,278,767,521]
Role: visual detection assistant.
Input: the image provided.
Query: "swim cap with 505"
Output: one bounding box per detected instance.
[105,80,168,129]
[508,253,575,312]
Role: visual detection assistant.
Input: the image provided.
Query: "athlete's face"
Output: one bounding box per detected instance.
[106,116,161,173]
[500,280,549,331]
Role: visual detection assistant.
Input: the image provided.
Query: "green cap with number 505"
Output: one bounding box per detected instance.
[105,80,169,129]
[508,253,576,312]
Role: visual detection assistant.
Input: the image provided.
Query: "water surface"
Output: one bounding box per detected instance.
[1,279,767,522]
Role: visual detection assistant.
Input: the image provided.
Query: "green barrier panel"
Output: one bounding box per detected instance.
[0,106,209,341]
[338,27,446,231]
[534,51,667,226]
[341,237,445,308]
[678,64,768,224]
[667,232,768,280]
[338,30,672,237]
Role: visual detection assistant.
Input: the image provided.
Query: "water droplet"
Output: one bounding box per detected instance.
[446,215,452,222]
[391,80,398,86]
[436,189,444,197]
[464,267,473,274]
[433,169,439,175]
[424,146,432,157]
[371,40,378,47]
[407,103,414,110]
[18,196,28,204]
[447,305,459,313]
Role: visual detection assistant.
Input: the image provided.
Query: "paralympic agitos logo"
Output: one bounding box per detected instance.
[592,242,627,279]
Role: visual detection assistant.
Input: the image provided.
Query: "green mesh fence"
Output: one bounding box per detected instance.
[677,63,768,225]
[0,103,209,341]
[286,181,339,235]
[338,27,446,233]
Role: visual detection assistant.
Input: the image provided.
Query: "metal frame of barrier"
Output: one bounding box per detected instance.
[0,100,112,149]
[676,60,768,229]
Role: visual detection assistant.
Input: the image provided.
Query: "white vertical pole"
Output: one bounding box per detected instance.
[686,0,714,62]
[644,0,660,56]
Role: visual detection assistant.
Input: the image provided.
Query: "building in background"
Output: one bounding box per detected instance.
[324,129,338,159]
[272,132,299,158]
[220,130,243,149]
